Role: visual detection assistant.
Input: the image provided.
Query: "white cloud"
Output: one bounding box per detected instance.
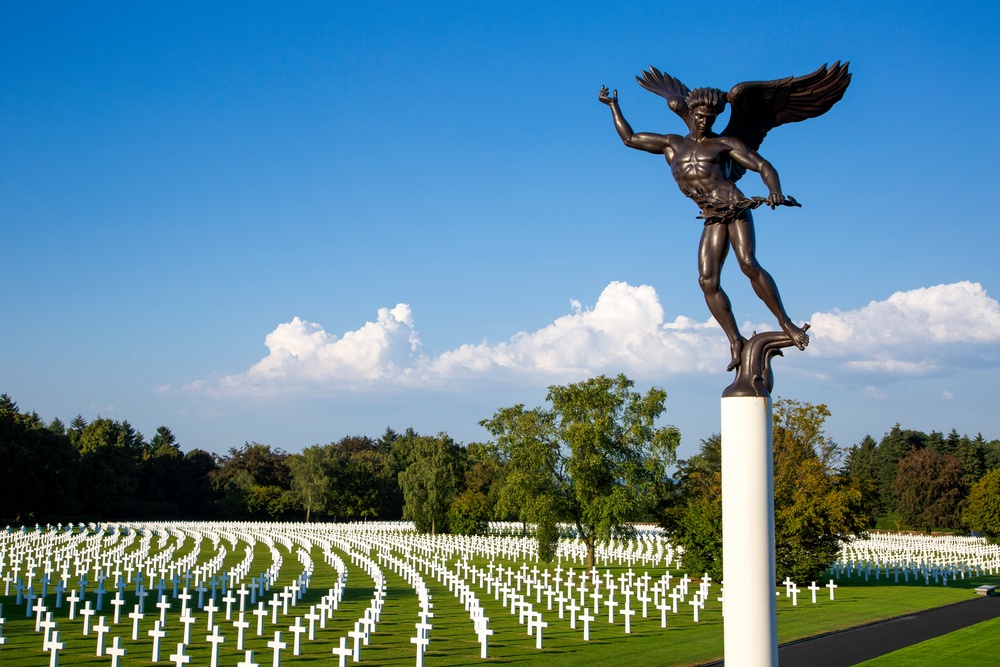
[189,281,1000,395]
[804,281,1000,377]
[941,390,954,400]
[809,281,1000,348]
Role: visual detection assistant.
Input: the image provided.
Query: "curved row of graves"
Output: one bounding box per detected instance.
[1,522,990,665]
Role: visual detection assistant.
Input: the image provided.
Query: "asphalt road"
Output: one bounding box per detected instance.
[700,594,1000,666]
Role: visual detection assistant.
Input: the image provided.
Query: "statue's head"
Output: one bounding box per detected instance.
[684,87,726,136]
[686,87,727,115]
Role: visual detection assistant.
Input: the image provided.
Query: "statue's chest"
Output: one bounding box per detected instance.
[671,146,726,178]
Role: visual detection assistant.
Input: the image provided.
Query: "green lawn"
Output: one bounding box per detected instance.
[857,615,1000,666]
[2,532,996,667]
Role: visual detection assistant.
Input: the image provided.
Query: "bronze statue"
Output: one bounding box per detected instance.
[600,63,850,375]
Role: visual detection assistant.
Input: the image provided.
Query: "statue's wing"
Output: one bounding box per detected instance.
[723,62,851,181]
[636,66,691,122]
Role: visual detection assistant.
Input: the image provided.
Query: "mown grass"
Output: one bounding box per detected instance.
[857,615,1000,666]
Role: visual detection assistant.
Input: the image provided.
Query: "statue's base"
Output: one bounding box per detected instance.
[723,324,810,398]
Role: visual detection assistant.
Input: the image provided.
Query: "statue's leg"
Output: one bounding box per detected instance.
[698,223,745,370]
[730,214,809,350]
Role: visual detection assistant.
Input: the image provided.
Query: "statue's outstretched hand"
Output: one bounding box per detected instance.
[599,86,618,105]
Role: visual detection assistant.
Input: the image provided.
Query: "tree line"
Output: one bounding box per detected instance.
[3,381,999,581]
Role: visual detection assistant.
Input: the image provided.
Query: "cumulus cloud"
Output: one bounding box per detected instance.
[806,281,1000,375]
[189,281,1000,395]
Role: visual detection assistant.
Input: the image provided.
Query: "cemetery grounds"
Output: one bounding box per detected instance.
[1,523,997,666]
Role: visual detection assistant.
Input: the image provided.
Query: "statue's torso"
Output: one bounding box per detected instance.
[665,135,744,205]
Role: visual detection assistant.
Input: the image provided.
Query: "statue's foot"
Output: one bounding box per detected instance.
[780,320,810,350]
[727,337,745,372]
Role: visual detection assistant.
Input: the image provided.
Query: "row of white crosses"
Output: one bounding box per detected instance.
[779,577,839,604]
[346,526,707,652]
[3,520,847,666]
[1,523,360,666]
[833,532,1000,586]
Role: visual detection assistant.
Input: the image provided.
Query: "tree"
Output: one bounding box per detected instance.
[150,426,179,453]
[446,442,504,536]
[288,445,334,522]
[398,434,465,534]
[662,434,723,577]
[843,435,877,485]
[448,489,490,536]
[0,395,78,522]
[984,437,1000,471]
[873,425,927,516]
[963,468,1000,541]
[892,448,965,531]
[75,418,144,517]
[954,433,985,492]
[664,399,873,582]
[328,435,404,520]
[210,443,292,518]
[481,374,680,572]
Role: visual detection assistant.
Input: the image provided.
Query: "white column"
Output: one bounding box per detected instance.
[721,396,777,667]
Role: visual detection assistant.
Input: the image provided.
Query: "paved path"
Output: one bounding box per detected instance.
[702,594,1000,666]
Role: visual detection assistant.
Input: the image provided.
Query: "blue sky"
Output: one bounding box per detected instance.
[2,1,998,460]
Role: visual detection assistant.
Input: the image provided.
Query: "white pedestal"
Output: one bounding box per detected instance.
[721,396,778,666]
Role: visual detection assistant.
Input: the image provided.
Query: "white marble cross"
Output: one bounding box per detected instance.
[267,631,287,667]
[39,613,57,645]
[205,598,220,629]
[253,603,268,636]
[33,597,47,628]
[157,595,172,625]
[410,634,430,667]
[106,636,127,667]
[605,596,619,623]
[621,605,637,633]
[532,612,548,649]
[168,642,191,667]
[207,625,226,667]
[348,623,365,662]
[44,629,65,667]
[179,609,197,644]
[474,616,493,659]
[304,606,320,640]
[567,598,580,628]
[93,616,110,656]
[234,612,250,650]
[149,620,167,662]
[288,617,306,655]
[110,593,125,624]
[580,608,594,641]
[331,637,353,667]
[129,605,144,640]
[66,591,80,620]
[656,597,669,628]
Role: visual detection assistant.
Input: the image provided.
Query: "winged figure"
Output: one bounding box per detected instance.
[599,63,850,371]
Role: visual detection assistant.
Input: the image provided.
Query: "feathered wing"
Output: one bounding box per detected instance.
[723,62,851,181]
[636,66,691,123]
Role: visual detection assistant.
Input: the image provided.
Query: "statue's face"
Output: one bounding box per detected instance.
[690,107,716,138]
